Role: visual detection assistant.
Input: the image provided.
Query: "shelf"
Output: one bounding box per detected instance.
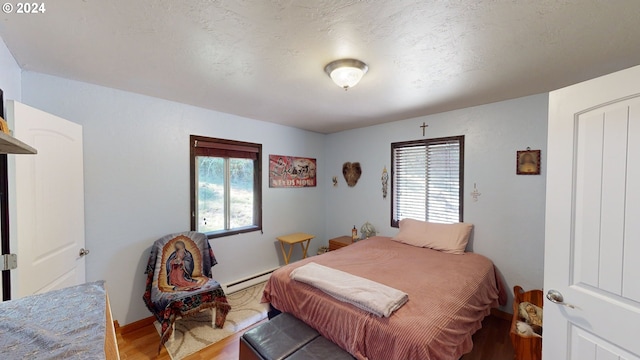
[0,131,37,154]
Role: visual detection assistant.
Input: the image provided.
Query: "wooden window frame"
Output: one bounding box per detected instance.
[190,135,262,239]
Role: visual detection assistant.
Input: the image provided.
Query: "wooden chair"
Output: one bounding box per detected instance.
[142,231,231,351]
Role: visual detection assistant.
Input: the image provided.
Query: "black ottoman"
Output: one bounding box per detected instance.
[287,336,355,360]
[239,313,319,360]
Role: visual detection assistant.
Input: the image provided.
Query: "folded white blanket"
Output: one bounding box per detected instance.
[290,262,408,317]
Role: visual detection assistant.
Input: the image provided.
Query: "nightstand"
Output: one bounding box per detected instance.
[328,236,353,251]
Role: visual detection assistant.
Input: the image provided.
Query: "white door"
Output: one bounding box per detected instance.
[544,65,640,359]
[5,100,86,299]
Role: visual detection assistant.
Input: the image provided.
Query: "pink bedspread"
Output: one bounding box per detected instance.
[262,236,501,360]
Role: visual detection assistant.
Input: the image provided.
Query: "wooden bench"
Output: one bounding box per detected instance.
[239,312,354,360]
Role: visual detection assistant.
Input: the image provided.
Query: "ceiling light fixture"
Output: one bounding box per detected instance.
[324,59,368,90]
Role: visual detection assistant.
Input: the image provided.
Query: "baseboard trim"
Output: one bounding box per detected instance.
[491,308,512,321]
[118,316,156,334]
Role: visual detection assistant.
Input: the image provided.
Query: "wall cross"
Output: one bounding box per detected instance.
[420,122,429,136]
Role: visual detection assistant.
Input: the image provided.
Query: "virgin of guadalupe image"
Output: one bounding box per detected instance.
[165,240,206,291]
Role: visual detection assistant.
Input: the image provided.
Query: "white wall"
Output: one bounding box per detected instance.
[0,36,21,102]
[21,72,326,325]
[324,94,548,311]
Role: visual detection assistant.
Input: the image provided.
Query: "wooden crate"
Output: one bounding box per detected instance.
[510,286,543,360]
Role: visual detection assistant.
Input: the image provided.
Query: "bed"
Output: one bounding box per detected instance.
[0,281,119,359]
[262,235,505,360]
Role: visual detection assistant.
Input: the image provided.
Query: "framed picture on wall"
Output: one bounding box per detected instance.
[269,154,317,187]
[516,149,541,175]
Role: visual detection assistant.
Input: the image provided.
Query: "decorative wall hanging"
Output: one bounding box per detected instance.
[269,154,317,187]
[470,183,481,202]
[381,166,388,198]
[342,162,362,187]
[516,148,541,175]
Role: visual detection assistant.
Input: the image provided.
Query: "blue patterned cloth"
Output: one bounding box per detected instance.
[0,281,107,359]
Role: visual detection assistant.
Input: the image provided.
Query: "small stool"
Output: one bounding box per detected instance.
[239,313,319,360]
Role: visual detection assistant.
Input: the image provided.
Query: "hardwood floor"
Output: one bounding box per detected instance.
[117,314,514,360]
[462,314,515,360]
[116,317,266,360]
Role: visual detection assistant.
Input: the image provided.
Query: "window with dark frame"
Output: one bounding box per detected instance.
[391,136,464,227]
[190,135,262,238]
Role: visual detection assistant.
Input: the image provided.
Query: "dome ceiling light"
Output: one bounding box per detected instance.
[324,59,368,90]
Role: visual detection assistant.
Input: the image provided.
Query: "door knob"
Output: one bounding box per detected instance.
[79,248,90,257]
[546,289,577,309]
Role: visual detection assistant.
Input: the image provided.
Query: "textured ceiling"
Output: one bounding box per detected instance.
[1,1,640,133]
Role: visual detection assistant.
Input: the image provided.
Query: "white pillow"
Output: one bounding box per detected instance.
[391,218,473,254]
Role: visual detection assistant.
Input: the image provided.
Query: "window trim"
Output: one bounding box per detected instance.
[390,135,465,227]
[190,135,262,239]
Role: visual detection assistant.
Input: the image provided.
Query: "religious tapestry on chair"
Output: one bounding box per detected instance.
[143,231,230,350]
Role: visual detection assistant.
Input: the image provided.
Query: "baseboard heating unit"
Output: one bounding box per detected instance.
[224,266,280,294]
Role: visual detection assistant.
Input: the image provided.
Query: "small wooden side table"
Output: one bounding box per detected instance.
[277,232,315,264]
[328,236,353,251]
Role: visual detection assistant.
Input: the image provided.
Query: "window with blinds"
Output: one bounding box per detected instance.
[190,135,262,238]
[391,136,464,227]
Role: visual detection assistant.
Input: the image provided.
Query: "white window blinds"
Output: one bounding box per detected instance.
[391,136,463,226]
